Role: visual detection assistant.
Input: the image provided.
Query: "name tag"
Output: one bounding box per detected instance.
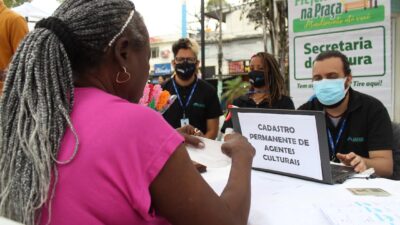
[180,118,190,127]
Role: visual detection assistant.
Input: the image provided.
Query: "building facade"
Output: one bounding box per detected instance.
[148,6,266,83]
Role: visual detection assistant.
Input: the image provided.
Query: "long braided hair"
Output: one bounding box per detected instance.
[251,52,287,106]
[0,1,147,224]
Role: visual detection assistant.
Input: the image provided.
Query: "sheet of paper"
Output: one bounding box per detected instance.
[186,137,231,168]
[318,199,400,225]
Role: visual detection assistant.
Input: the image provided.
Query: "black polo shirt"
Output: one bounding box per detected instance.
[298,88,393,161]
[162,78,223,134]
[221,94,295,133]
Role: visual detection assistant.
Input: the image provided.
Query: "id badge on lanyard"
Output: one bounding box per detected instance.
[173,79,198,128]
[180,118,190,127]
[180,112,189,127]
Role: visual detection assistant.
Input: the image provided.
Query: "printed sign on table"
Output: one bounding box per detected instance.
[238,112,323,180]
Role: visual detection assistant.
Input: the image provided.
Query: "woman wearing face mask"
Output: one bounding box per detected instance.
[221,52,295,133]
[162,38,223,140]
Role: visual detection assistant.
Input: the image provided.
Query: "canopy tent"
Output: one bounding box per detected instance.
[12,2,50,19]
[12,0,60,31]
[30,0,59,16]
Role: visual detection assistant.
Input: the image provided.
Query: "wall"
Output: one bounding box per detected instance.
[201,37,264,76]
[224,10,261,37]
[149,36,178,75]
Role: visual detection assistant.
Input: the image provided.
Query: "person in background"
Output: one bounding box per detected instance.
[157,75,169,85]
[298,50,393,178]
[221,52,295,133]
[158,75,165,84]
[0,1,255,225]
[162,38,222,139]
[0,0,28,92]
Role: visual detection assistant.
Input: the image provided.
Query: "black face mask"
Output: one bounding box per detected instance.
[248,70,266,88]
[175,62,196,80]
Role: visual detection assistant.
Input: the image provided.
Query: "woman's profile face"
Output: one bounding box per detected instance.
[126,43,150,103]
[119,23,150,103]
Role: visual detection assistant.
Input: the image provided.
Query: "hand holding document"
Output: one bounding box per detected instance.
[186,136,231,168]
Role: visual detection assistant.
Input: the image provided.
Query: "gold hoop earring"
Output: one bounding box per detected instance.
[116,66,131,84]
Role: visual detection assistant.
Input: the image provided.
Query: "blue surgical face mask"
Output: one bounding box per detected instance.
[313,78,349,106]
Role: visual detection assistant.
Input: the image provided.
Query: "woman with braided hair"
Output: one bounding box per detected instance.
[221,52,295,133]
[0,0,255,225]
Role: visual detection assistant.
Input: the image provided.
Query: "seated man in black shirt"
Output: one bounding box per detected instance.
[162,38,222,139]
[298,51,393,178]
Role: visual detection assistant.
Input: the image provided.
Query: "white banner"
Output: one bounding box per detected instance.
[289,0,392,118]
[238,112,323,180]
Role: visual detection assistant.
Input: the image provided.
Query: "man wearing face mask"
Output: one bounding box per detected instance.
[162,38,222,139]
[298,51,393,178]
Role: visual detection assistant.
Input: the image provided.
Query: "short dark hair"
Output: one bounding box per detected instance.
[172,38,199,58]
[315,51,351,76]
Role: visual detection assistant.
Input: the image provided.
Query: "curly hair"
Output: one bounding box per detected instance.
[251,52,287,106]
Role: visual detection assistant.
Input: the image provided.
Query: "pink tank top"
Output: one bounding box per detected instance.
[40,87,183,225]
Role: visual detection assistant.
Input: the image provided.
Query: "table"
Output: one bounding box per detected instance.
[202,166,400,225]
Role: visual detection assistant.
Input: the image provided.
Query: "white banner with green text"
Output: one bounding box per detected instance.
[289,0,392,118]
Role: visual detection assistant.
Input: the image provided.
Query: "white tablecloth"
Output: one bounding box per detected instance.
[202,166,400,225]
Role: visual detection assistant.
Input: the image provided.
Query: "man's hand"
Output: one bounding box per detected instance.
[336,152,367,173]
[176,125,204,148]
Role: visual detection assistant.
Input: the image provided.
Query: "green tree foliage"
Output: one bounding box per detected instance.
[222,77,250,106]
[241,0,288,55]
[241,0,290,93]
[4,0,30,8]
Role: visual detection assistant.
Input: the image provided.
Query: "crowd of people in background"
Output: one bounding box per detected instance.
[0,0,397,224]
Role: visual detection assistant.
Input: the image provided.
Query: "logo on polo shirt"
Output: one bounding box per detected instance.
[193,102,206,108]
[347,137,365,143]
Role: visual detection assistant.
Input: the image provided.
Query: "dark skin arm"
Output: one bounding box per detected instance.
[150,133,255,225]
[176,125,204,148]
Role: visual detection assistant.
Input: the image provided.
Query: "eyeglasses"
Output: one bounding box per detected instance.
[175,57,197,64]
